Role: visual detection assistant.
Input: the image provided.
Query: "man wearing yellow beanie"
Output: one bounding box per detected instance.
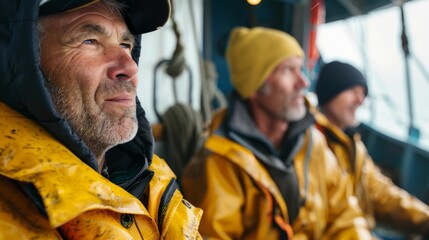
[183,27,372,239]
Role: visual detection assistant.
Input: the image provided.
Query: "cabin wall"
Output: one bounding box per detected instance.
[360,123,429,204]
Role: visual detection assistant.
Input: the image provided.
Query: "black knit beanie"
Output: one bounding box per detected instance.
[315,61,368,106]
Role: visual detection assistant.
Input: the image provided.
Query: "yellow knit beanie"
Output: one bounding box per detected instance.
[226,27,304,99]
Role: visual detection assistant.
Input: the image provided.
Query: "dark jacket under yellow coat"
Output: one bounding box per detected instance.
[182,109,372,239]
[0,102,202,239]
[314,110,429,234]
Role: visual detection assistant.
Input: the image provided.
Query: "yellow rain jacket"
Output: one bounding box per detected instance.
[314,110,429,234]
[0,102,202,239]
[182,109,372,239]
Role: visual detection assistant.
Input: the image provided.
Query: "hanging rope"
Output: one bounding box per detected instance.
[162,103,204,183]
[203,60,227,109]
[152,0,205,182]
[186,0,215,124]
[165,8,186,79]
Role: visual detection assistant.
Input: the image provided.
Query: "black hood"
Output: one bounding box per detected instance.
[0,1,169,173]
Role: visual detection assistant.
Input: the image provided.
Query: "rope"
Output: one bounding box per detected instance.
[203,60,227,110]
[166,0,186,79]
[162,103,204,182]
[154,0,226,182]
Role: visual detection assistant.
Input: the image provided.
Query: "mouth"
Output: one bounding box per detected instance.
[105,92,135,106]
[291,95,304,104]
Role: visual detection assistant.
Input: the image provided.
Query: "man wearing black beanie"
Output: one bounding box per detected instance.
[316,61,368,107]
[314,61,429,238]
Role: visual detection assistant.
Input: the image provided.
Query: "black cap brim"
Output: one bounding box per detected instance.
[39,0,171,34]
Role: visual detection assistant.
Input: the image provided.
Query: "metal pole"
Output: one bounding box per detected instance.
[399,2,418,140]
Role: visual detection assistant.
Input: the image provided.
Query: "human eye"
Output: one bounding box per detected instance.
[281,66,294,74]
[82,39,98,45]
[120,42,133,51]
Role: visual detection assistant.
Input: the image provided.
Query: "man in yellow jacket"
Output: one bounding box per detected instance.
[0,0,202,239]
[182,27,372,239]
[314,60,429,238]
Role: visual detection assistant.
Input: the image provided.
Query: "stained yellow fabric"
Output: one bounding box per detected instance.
[0,101,202,239]
[225,27,304,99]
[314,110,429,234]
[182,111,372,239]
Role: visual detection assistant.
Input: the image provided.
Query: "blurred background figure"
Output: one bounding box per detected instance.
[183,27,372,239]
[314,60,429,239]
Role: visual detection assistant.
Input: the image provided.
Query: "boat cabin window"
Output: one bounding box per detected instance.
[316,0,429,149]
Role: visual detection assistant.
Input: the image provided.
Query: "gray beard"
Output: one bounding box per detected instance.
[284,105,306,122]
[45,80,138,158]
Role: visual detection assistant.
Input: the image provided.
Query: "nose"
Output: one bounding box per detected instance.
[356,90,365,105]
[106,47,139,82]
[295,71,310,89]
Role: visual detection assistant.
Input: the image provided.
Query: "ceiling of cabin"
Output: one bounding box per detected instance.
[325,0,393,22]
[275,0,411,22]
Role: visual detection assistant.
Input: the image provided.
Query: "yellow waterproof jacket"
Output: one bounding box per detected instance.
[0,102,202,240]
[314,110,429,234]
[182,111,371,240]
